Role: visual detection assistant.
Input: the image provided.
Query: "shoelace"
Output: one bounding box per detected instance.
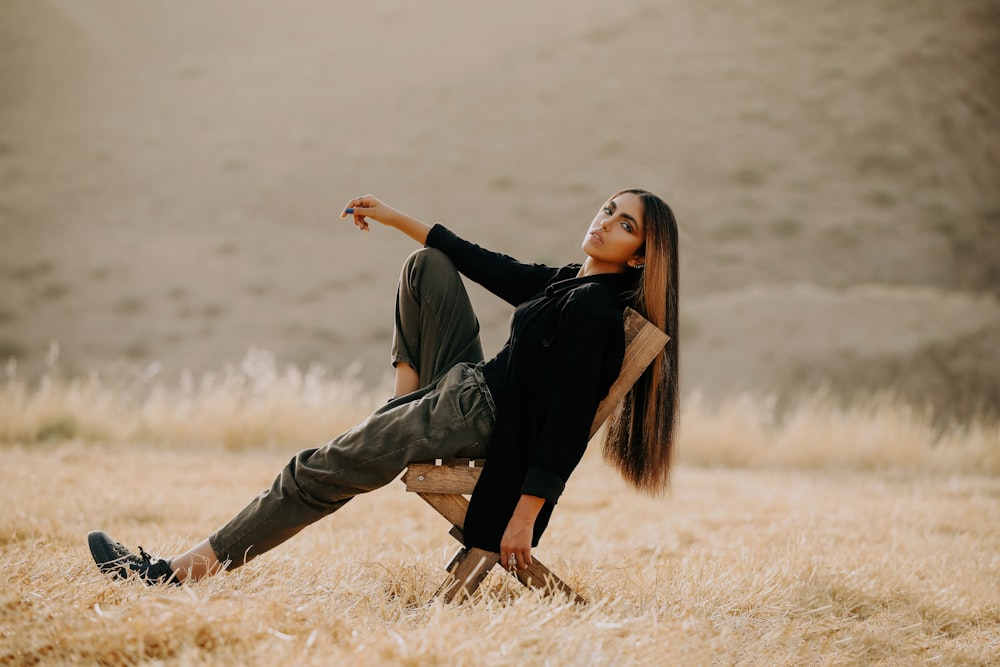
[138,546,154,563]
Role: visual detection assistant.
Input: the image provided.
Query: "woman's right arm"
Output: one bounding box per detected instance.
[341,194,557,305]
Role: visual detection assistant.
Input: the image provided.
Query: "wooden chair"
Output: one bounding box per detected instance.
[401,308,669,603]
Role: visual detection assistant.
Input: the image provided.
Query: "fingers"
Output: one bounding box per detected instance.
[341,194,369,211]
[353,209,370,232]
[340,195,370,217]
[340,195,373,232]
[501,548,532,571]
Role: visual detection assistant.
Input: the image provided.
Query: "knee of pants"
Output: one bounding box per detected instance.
[403,247,459,288]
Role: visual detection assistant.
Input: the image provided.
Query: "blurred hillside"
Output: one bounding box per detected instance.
[1,0,998,422]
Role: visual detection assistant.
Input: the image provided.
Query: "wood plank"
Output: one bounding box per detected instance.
[403,463,481,494]
[445,546,468,571]
[419,493,584,603]
[440,547,500,603]
[589,309,669,436]
[515,559,586,604]
[415,492,470,528]
[622,306,649,345]
[404,458,485,469]
[436,548,586,604]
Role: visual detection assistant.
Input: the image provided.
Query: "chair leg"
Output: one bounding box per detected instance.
[436,546,586,604]
[514,559,587,604]
[412,484,584,602]
[438,547,500,603]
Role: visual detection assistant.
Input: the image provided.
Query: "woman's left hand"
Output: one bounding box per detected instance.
[500,517,534,572]
[500,494,546,571]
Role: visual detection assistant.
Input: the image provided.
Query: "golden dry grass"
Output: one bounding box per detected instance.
[0,349,380,451]
[1,363,999,665]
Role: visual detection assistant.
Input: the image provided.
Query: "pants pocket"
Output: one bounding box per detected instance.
[454,367,494,451]
[453,439,486,459]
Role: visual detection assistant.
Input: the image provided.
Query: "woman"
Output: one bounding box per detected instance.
[88,189,680,585]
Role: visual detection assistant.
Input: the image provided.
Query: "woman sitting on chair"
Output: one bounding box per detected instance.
[88,188,680,584]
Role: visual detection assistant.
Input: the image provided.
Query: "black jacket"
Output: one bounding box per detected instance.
[426,225,631,551]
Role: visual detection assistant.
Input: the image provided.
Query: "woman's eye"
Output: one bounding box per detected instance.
[622,222,632,232]
[603,206,613,214]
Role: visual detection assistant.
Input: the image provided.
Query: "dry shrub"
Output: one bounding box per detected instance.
[0,348,380,451]
[679,391,1000,475]
[3,350,998,475]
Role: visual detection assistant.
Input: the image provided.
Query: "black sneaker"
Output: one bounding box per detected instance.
[87,530,178,586]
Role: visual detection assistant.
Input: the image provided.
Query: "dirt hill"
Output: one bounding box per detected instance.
[1,0,998,421]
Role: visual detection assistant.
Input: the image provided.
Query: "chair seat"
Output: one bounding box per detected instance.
[403,458,485,495]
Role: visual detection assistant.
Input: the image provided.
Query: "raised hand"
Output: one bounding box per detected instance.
[340,194,399,232]
[340,194,432,245]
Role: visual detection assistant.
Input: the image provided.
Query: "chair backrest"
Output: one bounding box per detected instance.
[588,308,670,438]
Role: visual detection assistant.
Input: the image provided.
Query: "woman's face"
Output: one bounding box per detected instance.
[581,192,646,273]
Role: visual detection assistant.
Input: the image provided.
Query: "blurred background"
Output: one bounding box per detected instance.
[1,0,997,424]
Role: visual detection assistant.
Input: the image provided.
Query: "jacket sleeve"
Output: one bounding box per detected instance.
[425,224,559,306]
[520,292,626,502]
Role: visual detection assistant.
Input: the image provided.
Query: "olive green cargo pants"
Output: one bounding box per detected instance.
[209,248,495,568]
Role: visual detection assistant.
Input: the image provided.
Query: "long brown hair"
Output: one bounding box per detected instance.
[603,188,680,493]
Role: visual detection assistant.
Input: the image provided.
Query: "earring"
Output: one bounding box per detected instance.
[633,263,644,270]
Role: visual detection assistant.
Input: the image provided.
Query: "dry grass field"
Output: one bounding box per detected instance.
[2,0,998,419]
[1,367,998,666]
[2,1,998,663]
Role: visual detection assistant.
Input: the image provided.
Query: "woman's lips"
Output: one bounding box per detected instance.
[589,231,603,244]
